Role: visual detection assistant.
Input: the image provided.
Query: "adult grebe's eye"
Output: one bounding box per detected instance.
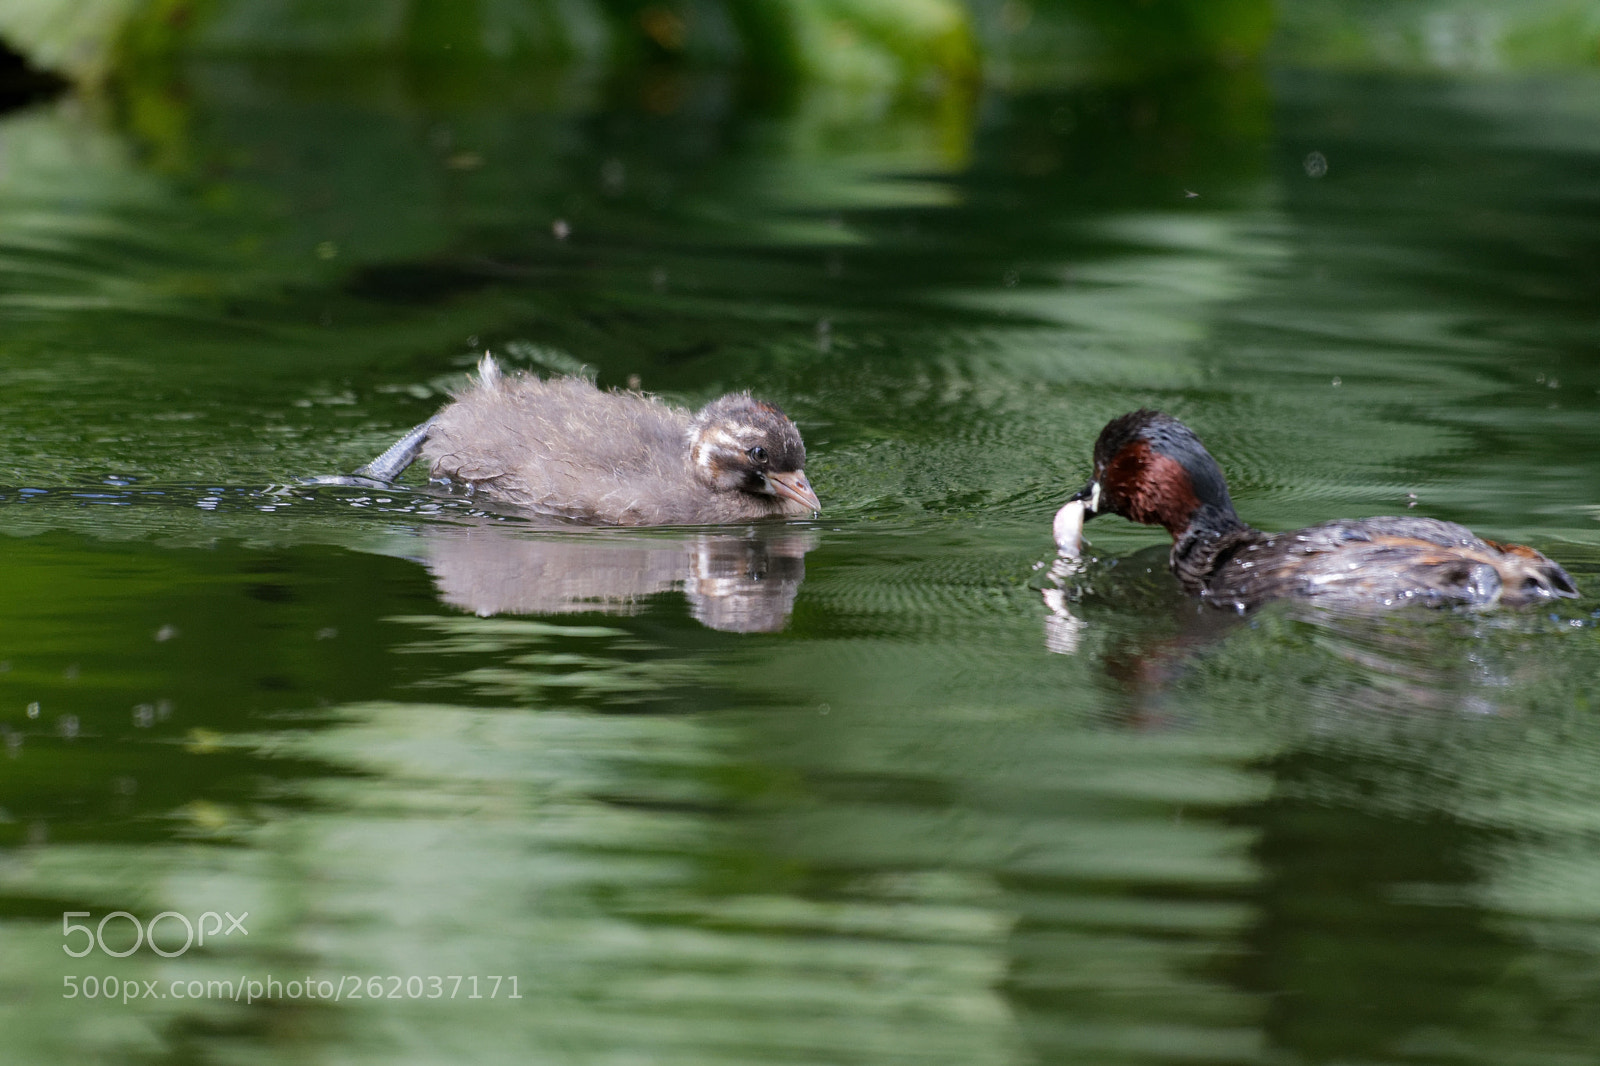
[747,446,768,465]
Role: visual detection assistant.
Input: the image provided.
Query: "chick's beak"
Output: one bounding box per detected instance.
[767,470,821,514]
[1068,480,1102,518]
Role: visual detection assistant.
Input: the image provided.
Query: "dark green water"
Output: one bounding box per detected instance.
[3,60,1600,1064]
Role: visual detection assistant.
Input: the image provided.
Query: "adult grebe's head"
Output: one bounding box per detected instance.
[1070,410,1237,537]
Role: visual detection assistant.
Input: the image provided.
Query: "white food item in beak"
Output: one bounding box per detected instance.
[1053,499,1086,558]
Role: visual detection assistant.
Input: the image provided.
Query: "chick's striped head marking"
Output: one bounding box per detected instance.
[689,394,819,514]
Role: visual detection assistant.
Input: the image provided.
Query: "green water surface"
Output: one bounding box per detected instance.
[2,56,1600,1065]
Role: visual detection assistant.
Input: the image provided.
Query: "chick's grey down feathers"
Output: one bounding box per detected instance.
[413,358,815,525]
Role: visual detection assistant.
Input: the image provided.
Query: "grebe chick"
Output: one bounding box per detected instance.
[352,355,819,525]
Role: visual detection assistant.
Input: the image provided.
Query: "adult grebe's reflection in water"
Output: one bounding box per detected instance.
[419,523,816,633]
[1040,499,1091,654]
[1040,555,1089,655]
[1042,534,1561,722]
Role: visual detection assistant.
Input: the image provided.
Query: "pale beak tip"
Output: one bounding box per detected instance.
[769,470,821,515]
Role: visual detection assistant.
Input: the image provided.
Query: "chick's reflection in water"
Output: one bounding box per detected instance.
[420,525,816,633]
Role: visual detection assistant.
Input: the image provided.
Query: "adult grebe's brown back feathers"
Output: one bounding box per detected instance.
[1203,515,1578,610]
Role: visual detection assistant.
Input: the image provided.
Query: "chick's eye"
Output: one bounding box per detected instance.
[747,446,768,465]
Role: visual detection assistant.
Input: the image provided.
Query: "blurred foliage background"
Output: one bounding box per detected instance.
[4,0,1598,102]
[2,0,1594,326]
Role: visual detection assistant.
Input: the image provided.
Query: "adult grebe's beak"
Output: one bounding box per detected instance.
[767,470,821,514]
[1068,480,1102,518]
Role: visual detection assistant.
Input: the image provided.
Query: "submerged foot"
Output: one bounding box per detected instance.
[302,419,435,488]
